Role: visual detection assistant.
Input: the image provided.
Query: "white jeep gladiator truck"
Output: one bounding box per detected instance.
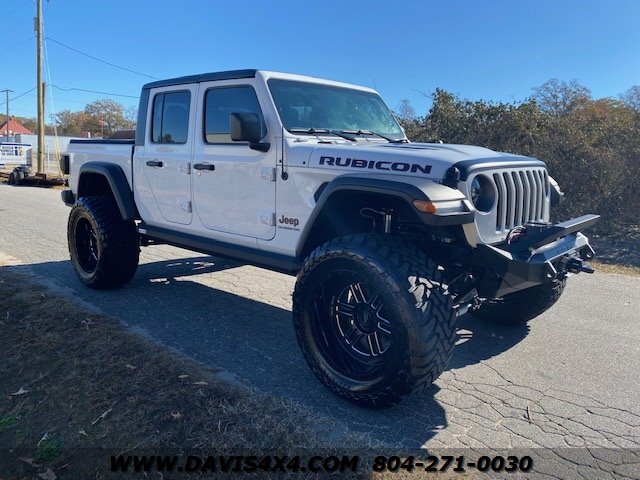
[61,69,598,408]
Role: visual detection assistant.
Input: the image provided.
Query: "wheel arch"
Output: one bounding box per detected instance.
[76,162,139,221]
[296,176,471,259]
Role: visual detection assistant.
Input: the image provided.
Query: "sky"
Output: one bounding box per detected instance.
[1,0,639,120]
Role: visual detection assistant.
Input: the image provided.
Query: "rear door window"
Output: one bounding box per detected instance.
[151,91,191,144]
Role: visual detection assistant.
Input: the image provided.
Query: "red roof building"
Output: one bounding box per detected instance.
[0,119,33,136]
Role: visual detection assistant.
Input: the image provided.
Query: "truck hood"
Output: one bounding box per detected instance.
[294,141,542,180]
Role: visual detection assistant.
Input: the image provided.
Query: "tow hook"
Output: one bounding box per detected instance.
[567,257,595,274]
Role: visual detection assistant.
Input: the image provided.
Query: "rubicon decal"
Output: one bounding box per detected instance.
[319,156,432,174]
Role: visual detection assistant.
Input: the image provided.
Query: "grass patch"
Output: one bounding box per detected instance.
[0,269,383,478]
[35,436,64,462]
[0,415,17,428]
[592,260,640,277]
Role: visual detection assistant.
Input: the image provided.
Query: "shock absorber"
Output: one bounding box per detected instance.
[360,208,394,234]
[383,210,393,233]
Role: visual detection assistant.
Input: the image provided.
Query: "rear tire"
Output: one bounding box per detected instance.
[474,278,566,325]
[293,234,457,408]
[7,172,15,185]
[67,195,140,289]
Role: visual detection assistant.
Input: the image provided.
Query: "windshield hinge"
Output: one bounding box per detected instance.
[260,212,276,226]
[261,167,277,182]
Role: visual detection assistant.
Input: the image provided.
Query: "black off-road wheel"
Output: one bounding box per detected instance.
[7,172,15,185]
[67,195,140,289]
[474,278,566,325]
[293,234,457,409]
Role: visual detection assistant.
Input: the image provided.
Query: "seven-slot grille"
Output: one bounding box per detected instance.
[492,168,549,232]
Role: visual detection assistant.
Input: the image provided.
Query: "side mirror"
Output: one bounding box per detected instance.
[230,112,270,152]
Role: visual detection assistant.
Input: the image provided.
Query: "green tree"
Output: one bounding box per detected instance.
[52,110,90,136]
[52,99,136,137]
[83,99,136,136]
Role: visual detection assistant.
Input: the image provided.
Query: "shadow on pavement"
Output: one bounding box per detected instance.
[4,255,530,448]
[449,314,529,370]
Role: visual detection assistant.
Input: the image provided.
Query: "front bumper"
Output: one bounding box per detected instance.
[474,214,599,298]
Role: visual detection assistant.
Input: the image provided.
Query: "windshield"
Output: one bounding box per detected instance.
[268,79,405,141]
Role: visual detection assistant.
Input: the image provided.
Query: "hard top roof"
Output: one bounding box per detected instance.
[142,69,258,90]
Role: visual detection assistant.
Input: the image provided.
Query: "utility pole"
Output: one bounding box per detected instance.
[1,89,12,142]
[35,0,45,173]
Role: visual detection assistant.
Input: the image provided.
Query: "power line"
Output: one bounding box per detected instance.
[50,85,139,99]
[0,0,32,22]
[46,36,159,80]
[0,36,33,56]
[0,85,138,111]
[0,87,37,107]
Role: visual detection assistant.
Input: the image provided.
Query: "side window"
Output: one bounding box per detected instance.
[151,91,191,144]
[204,86,264,144]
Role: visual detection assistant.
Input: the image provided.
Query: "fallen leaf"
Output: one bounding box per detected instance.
[193,381,208,386]
[125,364,136,370]
[11,387,29,396]
[78,430,88,437]
[178,374,189,379]
[38,468,56,480]
[170,412,182,420]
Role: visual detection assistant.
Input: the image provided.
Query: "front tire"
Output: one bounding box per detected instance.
[474,278,566,325]
[67,195,140,289]
[293,234,457,408]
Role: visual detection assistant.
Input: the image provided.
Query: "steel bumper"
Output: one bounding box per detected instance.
[475,214,599,298]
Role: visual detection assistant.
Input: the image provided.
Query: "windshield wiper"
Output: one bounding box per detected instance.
[289,128,357,142]
[342,129,408,143]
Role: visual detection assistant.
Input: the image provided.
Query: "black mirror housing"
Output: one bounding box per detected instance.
[230,112,261,142]
[230,112,270,152]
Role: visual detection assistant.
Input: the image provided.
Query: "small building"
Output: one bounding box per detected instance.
[0,119,34,138]
[0,120,86,172]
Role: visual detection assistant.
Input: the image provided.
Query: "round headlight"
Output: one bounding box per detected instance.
[470,175,495,212]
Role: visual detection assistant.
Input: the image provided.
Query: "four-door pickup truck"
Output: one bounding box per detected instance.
[60,69,598,408]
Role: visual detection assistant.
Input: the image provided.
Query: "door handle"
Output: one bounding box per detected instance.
[193,163,215,171]
[146,160,163,167]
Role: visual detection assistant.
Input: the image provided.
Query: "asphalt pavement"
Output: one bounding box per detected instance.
[1,183,639,457]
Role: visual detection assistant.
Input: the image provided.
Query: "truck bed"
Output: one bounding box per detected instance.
[67,139,135,192]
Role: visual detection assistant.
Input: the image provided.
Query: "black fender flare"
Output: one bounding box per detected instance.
[296,175,474,258]
[77,162,138,221]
